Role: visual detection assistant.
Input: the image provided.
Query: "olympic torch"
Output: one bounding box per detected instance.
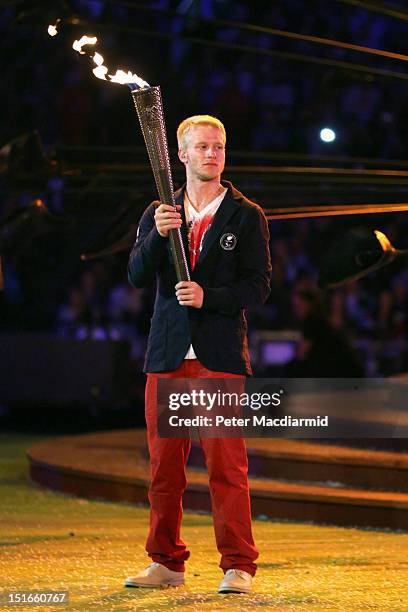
[64,35,190,281]
[130,86,190,282]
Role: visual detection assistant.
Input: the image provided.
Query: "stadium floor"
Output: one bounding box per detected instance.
[1,433,408,611]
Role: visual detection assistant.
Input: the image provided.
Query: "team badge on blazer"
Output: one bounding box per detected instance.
[220,233,237,250]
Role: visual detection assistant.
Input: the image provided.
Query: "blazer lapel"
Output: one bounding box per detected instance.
[194,185,240,270]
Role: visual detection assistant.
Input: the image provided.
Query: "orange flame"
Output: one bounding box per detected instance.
[374,230,393,252]
[71,35,149,88]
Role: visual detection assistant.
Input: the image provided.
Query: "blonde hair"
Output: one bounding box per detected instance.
[177,115,226,151]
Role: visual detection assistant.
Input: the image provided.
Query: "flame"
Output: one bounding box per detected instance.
[93,65,108,79]
[48,20,149,88]
[375,230,392,252]
[93,52,104,66]
[108,70,149,87]
[47,18,60,37]
[73,36,98,54]
[92,52,106,78]
[70,34,149,89]
[89,50,149,88]
[48,24,58,37]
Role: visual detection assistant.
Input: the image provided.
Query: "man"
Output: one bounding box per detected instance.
[126,115,271,593]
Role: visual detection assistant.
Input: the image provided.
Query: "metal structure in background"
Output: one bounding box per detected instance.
[131,85,190,282]
[319,226,408,288]
[263,202,408,220]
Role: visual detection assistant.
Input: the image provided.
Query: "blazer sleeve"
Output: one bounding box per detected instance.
[127,202,168,288]
[201,205,272,315]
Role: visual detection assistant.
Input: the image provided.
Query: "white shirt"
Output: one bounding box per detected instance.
[184,188,227,359]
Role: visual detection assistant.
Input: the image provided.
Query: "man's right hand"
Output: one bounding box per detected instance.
[154,204,182,237]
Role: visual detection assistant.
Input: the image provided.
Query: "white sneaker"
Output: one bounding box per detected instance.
[124,562,185,588]
[218,569,253,594]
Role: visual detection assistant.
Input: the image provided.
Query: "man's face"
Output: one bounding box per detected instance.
[178,124,226,182]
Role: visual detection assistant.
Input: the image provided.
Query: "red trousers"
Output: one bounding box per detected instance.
[145,359,258,576]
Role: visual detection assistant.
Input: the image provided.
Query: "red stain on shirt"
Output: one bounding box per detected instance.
[188,214,214,270]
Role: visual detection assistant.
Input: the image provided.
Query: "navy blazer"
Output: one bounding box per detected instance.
[128,180,272,375]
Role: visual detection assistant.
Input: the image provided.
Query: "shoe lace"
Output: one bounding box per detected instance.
[226,569,249,579]
[146,562,161,570]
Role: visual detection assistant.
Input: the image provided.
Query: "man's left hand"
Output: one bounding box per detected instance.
[175,281,204,308]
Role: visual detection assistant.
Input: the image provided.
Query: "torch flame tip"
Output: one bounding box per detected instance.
[47,24,58,37]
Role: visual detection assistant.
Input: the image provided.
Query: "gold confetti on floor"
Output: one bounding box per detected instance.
[1,434,408,611]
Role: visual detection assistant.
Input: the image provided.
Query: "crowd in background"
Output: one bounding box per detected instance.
[1,0,408,380]
[1,0,406,155]
[49,211,408,378]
